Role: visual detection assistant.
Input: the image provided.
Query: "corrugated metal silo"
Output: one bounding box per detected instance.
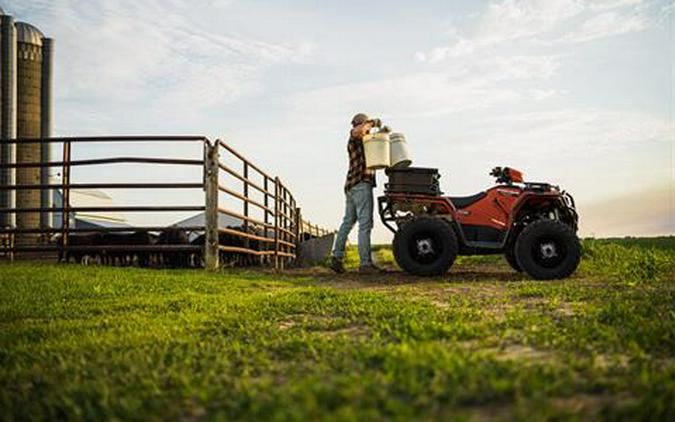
[15,22,44,244]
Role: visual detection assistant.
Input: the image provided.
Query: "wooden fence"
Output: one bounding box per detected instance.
[0,136,331,270]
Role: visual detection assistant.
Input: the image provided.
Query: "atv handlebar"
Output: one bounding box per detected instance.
[490,166,524,184]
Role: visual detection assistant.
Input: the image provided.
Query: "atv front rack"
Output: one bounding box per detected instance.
[378,193,452,234]
[378,195,397,234]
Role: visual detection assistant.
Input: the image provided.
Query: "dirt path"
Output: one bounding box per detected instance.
[275,262,526,288]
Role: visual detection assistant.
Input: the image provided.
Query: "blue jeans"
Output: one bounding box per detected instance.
[332,182,373,266]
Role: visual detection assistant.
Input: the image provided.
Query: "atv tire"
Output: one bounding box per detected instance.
[514,219,580,280]
[393,217,458,276]
[504,247,522,272]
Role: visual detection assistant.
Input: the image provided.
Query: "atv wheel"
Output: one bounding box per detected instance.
[393,217,458,276]
[514,220,580,280]
[504,247,522,272]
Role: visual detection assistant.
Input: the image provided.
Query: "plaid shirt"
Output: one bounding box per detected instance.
[344,135,376,192]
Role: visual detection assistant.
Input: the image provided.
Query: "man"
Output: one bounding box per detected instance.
[329,113,383,274]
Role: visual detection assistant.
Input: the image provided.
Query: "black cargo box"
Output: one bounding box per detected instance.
[385,167,442,195]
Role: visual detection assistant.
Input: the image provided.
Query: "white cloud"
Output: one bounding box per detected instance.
[466,109,674,156]
[416,0,585,62]
[661,1,675,16]
[528,89,558,100]
[289,73,518,122]
[587,0,644,12]
[477,0,585,42]
[415,0,652,62]
[289,54,563,125]
[561,11,647,42]
[5,0,313,116]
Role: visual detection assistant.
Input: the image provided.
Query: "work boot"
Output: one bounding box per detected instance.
[358,264,384,275]
[329,256,345,274]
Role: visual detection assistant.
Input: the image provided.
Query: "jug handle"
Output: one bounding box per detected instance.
[368,126,392,135]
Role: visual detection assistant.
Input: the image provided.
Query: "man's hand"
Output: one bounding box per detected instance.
[350,121,374,140]
[350,117,384,139]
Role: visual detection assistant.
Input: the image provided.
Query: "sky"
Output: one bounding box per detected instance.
[5,0,675,242]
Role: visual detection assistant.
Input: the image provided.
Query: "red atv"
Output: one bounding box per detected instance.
[378,166,580,279]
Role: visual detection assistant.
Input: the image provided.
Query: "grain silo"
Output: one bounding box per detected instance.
[14,22,43,244]
[11,21,53,245]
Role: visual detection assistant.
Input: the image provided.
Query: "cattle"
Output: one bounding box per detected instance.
[224,225,250,266]
[54,232,104,265]
[157,228,190,268]
[189,234,205,268]
[54,230,156,267]
[101,230,154,267]
[52,225,287,269]
[191,231,238,267]
[300,232,316,242]
[221,224,277,267]
[188,225,270,268]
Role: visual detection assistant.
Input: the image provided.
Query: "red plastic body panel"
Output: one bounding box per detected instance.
[454,186,523,231]
[508,168,524,183]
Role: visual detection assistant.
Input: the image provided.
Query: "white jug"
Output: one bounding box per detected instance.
[363,131,391,170]
[389,132,411,168]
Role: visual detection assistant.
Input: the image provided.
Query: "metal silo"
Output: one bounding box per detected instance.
[15,22,44,244]
[0,11,17,229]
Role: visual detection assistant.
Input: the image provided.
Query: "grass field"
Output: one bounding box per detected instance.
[1,238,674,421]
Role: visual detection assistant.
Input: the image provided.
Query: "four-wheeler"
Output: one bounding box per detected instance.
[378,166,580,279]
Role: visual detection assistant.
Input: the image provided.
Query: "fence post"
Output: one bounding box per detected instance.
[61,140,72,257]
[242,162,249,250]
[264,177,269,266]
[274,177,280,270]
[282,187,288,269]
[294,207,301,245]
[204,141,219,271]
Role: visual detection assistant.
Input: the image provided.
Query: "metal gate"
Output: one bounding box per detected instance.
[0,136,330,270]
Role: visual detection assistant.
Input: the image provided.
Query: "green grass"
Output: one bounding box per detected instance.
[587,236,675,252]
[1,238,674,421]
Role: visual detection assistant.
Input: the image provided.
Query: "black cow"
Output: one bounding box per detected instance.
[300,232,316,242]
[101,230,154,267]
[157,228,190,268]
[188,226,257,268]
[55,232,104,265]
[189,233,205,268]
[189,225,281,268]
[222,224,270,267]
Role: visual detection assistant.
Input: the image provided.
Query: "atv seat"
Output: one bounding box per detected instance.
[448,192,487,209]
